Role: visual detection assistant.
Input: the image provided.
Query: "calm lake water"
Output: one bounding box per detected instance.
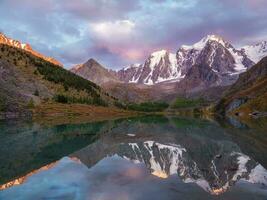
[0,115,267,199]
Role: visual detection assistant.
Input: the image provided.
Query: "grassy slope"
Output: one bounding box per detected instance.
[216,56,267,115]
[0,44,125,118]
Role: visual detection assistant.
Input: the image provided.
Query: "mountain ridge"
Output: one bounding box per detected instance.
[0,32,62,67]
[72,34,267,88]
[117,34,265,85]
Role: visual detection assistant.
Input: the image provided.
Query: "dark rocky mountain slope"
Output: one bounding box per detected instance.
[216,56,267,115]
[70,59,120,85]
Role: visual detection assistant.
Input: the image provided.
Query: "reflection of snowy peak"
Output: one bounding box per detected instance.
[117,35,267,86]
[126,141,186,178]
[119,141,267,195]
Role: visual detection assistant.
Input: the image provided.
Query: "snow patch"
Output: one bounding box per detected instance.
[231,152,250,181]
[242,41,267,63]
[181,34,227,51]
[228,48,247,72]
[149,50,167,69]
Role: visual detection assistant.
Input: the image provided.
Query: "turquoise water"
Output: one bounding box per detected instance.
[0,116,267,199]
[0,120,107,184]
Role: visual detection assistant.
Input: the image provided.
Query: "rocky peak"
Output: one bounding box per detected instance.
[71,58,106,73]
[85,58,100,66]
[0,33,28,49]
[177,34,254,79]
[70,58,120,85]
[181,34,230,51]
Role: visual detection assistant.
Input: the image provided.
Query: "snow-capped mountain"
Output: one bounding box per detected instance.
[0,32,62,66]
[118,50,183,85]
[177,35,253,75]
[118,35,265,85]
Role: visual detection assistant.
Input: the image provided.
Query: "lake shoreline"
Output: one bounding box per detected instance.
[1,102,143,125]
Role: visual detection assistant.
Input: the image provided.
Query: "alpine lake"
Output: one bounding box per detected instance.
[0,115,267,199]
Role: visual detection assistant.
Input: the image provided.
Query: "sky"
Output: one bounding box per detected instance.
[0,0,267,69]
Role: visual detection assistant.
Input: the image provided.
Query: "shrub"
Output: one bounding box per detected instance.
[53,94,68,104]
[0,98,6,111]
[114,101,127,109]
[33,89,39,96]
[27,99,35,109]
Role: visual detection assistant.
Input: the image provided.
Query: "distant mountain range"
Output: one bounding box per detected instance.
[0,33,62,66]
[71,35,267,88]
[2,32,266,89]
[118,35,267,85]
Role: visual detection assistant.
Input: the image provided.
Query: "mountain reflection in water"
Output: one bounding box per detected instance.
[0,115,267,199]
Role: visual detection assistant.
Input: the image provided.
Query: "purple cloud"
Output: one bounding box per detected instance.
[0,0,267,68]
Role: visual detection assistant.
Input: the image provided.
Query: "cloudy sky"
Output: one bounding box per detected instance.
[1,0,267,69]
